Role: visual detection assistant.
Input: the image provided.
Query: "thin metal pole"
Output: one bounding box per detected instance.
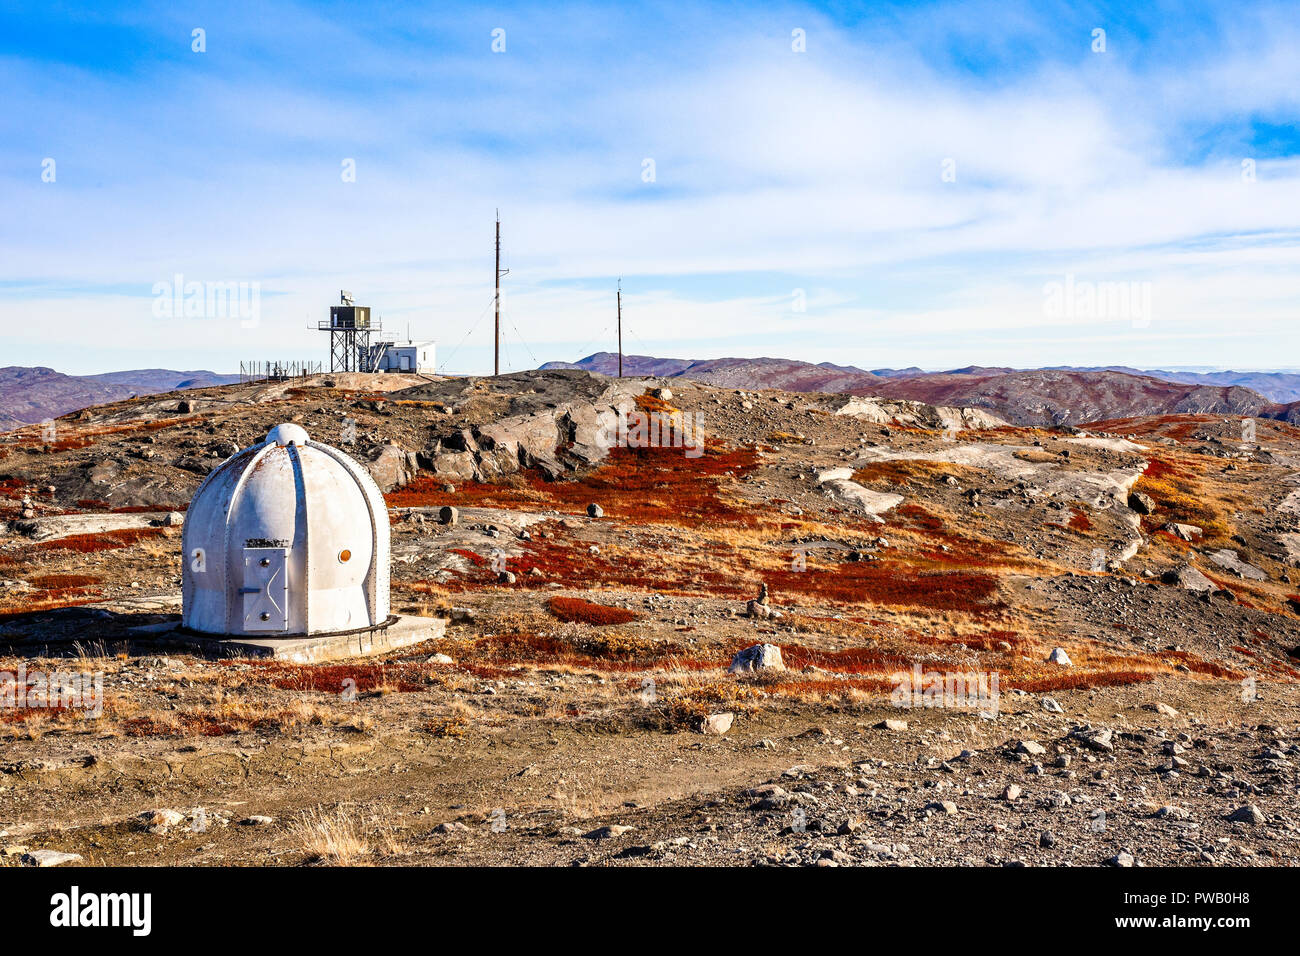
[494,212,501,377]
[617,278,622,378]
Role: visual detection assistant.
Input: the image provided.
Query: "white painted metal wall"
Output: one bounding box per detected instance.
[371,341,435,373]
[181,423,391,636]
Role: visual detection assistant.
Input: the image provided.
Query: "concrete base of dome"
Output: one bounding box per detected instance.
[163,615,446,663]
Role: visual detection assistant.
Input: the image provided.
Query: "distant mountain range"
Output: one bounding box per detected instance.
[541,353,1300,427]
[7,357,1297,434]
[0,367,239,431]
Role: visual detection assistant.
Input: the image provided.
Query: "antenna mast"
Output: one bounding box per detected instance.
[494,211,509,376]
[617,278,623,378]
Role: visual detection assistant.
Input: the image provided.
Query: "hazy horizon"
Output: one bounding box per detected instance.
[8,356,1300,380]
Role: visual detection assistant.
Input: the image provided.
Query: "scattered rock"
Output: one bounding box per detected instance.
[1071,727,1114,752]
[138,808,185,831]
[585,825,634,839]
[699,712,734,735]
[438,505,459,525]
[1001,784,1022,802]
[1228,804,1265,825]
[586,503,604,518]
[728,643,785,674]
[1128,491,1156,515]
[365,444,419,492]
[1047,647,1072,666]
[1208,549,1268,582]
[21,850,83,867]
[1162,565,1215,592]
[876,719,908,732]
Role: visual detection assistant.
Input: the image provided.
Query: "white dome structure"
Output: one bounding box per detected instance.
[181,423,391,637]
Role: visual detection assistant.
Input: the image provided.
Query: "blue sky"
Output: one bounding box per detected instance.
[2,0,1298,375]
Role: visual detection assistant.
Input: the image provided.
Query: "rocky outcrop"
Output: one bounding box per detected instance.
[816,466,905,519]
[401,371,645,485]
[1207,549,1267,582]
[830,395,1005,431]
[365,444,420,493]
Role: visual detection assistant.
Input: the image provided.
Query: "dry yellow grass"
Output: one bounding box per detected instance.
[291,806,370,864]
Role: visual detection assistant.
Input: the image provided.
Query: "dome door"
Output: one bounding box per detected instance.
[241,547,289,632]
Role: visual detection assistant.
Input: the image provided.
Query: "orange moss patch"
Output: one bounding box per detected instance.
[227,660,427,694]
[547,596,638,625]
[410,524,754,599]
[778,644,912,674]
[12,415,207,452]
[767,561,1004,614]
[25,527,168,555]
[1085,414,1220,440]
[1132,456,1233,543]
[1008,670,1157,692]
[388,443,759,528]
[0,584,104,616]
[26,573,102,589]
[852,460,981,487]
[460,631,697,671]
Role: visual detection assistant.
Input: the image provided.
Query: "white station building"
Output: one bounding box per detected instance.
[181,423,391,637]
[369,339,435,373]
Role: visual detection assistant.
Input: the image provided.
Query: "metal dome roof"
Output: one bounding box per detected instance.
[181,424,390,637]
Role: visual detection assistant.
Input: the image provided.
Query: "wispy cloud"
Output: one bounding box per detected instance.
[1,0,1297,374]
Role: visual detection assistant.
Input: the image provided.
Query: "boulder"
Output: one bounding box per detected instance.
[1047,647,1072,666]
[432,451,479,482]
[438,505,459,525]
[1163,522,1203,542]
[1161,565,1215,592]
[1071,727,1114,752]
[366,444,419,493]
[1207,549,1268,582]
[699,712,734,735]
[1228,804,1265,825]
[1128,491,1157,515]
[728,643,785,674]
